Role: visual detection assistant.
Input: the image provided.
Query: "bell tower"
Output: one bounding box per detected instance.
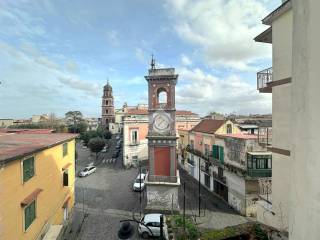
[101,80,115,130]
[145,57,180,213]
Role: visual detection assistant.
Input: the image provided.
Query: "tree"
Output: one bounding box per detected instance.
[65,111,83,133]
[88,137,105,162]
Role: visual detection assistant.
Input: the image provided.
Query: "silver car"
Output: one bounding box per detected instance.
[138,213,164,238]
[78,166,96,177]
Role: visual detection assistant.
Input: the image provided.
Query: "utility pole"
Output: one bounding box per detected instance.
[139,162,142,218]
[198,157,201,216]
[183,181,186,233]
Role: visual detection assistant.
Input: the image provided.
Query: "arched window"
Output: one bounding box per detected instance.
[106,109,109,114]
[157,88,167,104]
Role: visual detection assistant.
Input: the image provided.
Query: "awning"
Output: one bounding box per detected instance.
[62,162,72,170]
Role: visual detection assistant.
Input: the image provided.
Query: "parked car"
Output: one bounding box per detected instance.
[138,214,164,238]
[78,166,96,177]
[133,177,145,191]
[112,151,119,158]
[137,173,146,180]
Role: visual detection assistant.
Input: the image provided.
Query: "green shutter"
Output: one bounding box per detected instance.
[23,157,35,182]
[219,146,224,164]
[212,145,219,159]
[63,143,68,157]
[24,201,36,230]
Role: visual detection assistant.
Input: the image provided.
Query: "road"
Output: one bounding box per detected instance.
[63,135,245,240]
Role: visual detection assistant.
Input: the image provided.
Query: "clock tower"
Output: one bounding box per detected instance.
[145,58,180,213]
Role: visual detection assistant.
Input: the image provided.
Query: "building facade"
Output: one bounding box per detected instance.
[255,1,320,239]
[0,132,77,240]
[101,81,115,130]
[180,119,271,216]
[123,107,200,167]
[255,0,292,233]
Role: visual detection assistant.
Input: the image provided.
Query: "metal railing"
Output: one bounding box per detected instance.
[247,169,272,178]
[258,127,272,146]
[148,175,178,183]
[257,67,273,90]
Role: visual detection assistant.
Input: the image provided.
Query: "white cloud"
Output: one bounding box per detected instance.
[164,0,273,70]
[181,54,192,66]
[176,67,271,115]
[0,41,101,118]
[135,47,148,64]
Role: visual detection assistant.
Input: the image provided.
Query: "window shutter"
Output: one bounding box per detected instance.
[212,145,219,159]
[25,201,36,230]
[219,146,224,164]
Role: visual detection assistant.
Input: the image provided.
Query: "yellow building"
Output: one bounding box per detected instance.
[0,131,77,240]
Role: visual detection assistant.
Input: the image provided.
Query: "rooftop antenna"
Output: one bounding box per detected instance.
[151,54,155,70]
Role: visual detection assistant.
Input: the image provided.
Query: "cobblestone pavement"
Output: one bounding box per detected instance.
[63,135,247,239]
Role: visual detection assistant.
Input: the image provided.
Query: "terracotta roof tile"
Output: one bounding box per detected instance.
[191,119,226,134]
[0,133,78,163]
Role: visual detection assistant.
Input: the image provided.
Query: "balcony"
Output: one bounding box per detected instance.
[148,174,178,183]
[247,169,272,178]
[129,140,140,146]
[257,67,272,93]
[258,126,272,146]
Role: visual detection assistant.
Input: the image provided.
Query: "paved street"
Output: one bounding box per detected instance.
[63,135,247,240]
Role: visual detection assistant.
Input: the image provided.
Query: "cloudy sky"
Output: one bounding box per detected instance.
[0,0,279,119]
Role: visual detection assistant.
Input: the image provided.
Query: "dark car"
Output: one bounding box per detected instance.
[112,151,119,158]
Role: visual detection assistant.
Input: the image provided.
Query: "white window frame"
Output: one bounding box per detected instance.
[130,129,139,144]
[21,155,36,184]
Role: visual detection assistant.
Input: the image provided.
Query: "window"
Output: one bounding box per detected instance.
[157,88,167,104]
[63,143,68,157]
[106,100,109,105]
[63,170,69,186]
[24,200,36,231]
[204,144,210,156]
[23,157,35,182]
[227,124,232,134]
[106,109,109,114]
[190,140,194,149]
[212,145,224,163]
[131,129,138,144]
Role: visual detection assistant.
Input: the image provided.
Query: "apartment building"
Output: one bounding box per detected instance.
[255,1,320,238]
[180,120,271,216]
[0,130,77,240]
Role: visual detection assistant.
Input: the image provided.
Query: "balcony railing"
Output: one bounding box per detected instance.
[257,67,272,92]
[148,175,178,183]
[247,169,272,178]
[258,127,272,146]
[129,140,140,146]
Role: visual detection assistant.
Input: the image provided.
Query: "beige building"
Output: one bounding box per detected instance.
[255,1,320,239]
[0,119,14,128]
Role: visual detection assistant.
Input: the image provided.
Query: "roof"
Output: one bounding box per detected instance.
[216,133,258,140]
[126,108,197,116]
[0,128,54,134]
[191,119,226,134]
[262,0,292,25]
[0,133,78,163]
[144,214,162,223]
[254,27,272,43]
[238,124,259,129]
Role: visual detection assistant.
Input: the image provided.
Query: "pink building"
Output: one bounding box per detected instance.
[122,106,200,167]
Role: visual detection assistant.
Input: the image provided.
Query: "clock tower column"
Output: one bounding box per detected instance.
[145,59,180,213]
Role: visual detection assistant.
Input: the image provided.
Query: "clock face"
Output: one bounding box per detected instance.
[154,113,170,132]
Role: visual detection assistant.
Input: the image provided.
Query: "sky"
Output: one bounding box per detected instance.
[0,0,281,119]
